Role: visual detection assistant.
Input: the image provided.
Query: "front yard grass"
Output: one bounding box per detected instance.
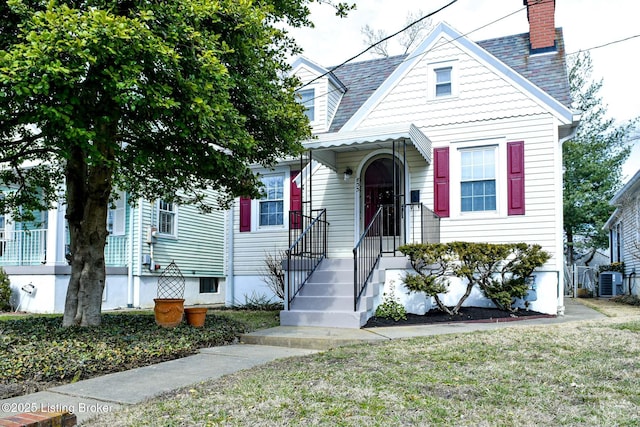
[0,309,280,399]
[89,314,640,426]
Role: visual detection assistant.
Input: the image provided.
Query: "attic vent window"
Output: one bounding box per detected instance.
[435,67,452,97]
[298,89,315,122]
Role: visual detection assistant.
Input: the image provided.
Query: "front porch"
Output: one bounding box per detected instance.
[0,229,129,267]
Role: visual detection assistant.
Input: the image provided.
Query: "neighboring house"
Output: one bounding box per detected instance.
[229,0,579,327]
[1,190,226,313]
[604,169,640,296]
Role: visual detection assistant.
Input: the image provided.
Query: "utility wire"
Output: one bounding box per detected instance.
[300,0,459,89]
[567,33,640,56]
[301,0,534,103]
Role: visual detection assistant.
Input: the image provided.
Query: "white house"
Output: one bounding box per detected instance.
[1,191,227,313]
[604,169,640,295]
[228,0,580,327]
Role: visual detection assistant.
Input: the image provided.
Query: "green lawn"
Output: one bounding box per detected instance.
[0,309,280,399]
[88,316,640,426]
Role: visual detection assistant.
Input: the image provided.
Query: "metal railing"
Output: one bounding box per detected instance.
[405,203,440,245]
[353,207,383,311]
[285,209,328,310]
[0,229,128,267]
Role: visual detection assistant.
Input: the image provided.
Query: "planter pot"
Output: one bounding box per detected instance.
[184,307,208,328]
[154,298,185,328]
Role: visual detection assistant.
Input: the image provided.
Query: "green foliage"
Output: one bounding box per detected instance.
[0,310,279,398]
[399,242,550,313]
[236,291,284,311]
[0,267,10,312]
[399,243,454,314]
[599,262,625,274]
[375,288,407,321]
[564,51,636,262]
[0,0,353,325]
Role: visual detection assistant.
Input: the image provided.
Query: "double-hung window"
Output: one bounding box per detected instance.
[298,89,315,122]
[435,67,452,97]
[158,200,177,236]
[460,147,497,212]
[259,174,284,227]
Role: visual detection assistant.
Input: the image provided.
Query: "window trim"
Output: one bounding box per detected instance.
[157,199,178,238]
[428,60,458,100]
[298,88,316,123]
[450,139,506,218]
[460,146,497,213]
[199,277,219,294]
[251,168,291,232]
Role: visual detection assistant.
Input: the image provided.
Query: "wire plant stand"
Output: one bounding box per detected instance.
[157,261,185,299]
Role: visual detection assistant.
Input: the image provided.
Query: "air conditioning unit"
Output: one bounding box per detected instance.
[599,271,623,297]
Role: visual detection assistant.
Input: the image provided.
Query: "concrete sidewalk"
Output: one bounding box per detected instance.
[0,299,605,425]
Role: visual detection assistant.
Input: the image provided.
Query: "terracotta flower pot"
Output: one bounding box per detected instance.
[184,307,208,328]
[154,298,185,328]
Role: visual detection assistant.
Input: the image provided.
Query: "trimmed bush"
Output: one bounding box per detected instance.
[399,242,550,314]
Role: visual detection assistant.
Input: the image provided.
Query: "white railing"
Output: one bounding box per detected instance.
[104,235,129,266]
[0,229,47,266]
[0,229,128,267]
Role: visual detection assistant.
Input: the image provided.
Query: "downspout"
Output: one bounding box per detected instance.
[226,207,235,306]
[127,194,135,308]
[135,199,144,307]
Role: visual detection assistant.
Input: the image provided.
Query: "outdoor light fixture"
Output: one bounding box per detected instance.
[343,168,353,181]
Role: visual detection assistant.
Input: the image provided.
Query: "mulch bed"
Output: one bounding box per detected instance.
[364,306,555,328]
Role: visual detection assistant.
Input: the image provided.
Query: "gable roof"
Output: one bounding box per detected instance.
[327,55,406,133]
[477,28,572,109]
[318,22,573,133]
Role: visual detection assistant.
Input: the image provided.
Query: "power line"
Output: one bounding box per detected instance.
[299,0,459,89]
[567,33,640,56]
[300,0,535,104]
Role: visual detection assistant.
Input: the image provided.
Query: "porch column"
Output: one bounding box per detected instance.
[44,198,67,266]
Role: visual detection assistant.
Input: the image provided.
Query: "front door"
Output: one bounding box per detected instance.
[363,157,402,237]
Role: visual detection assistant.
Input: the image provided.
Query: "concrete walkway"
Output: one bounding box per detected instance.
[0,299,605,425]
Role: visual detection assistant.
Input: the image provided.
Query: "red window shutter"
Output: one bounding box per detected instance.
[433,147,450,218]
[239,196,251,232]
[507,141,525,215]
[290,170,302,229]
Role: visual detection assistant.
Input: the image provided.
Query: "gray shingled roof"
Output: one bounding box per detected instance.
[324,29,572,133]
[328,55,407,133]
[477,28,572,109]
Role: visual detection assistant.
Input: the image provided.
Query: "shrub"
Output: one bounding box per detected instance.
[399,242,550,314]
[375,288,406,321]
[399,243,455,315]
[0,267,11,312]
[599,262,624,275]
[261,250,285,300]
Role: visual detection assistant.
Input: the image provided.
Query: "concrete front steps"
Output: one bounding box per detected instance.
[279,258,379,329]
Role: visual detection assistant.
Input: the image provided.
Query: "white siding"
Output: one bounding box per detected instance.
[358,36,546,130]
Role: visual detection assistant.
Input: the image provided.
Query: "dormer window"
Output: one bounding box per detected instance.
[298,89,315,122]
[435,67,452,97]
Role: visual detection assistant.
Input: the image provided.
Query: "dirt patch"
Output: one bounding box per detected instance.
[364,306,554,328]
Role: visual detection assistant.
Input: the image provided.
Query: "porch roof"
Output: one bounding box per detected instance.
[303,124,431,171]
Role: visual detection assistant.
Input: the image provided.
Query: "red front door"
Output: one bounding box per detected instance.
[363,157,401,236]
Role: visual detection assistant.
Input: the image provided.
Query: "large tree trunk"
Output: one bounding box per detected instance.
[62,121,115,327]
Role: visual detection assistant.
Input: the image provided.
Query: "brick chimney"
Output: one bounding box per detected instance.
[523,0,556,53]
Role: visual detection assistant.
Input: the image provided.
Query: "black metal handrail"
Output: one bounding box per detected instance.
[405,203,440,245]
[285,209,328,310]
[353,207,383,311]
